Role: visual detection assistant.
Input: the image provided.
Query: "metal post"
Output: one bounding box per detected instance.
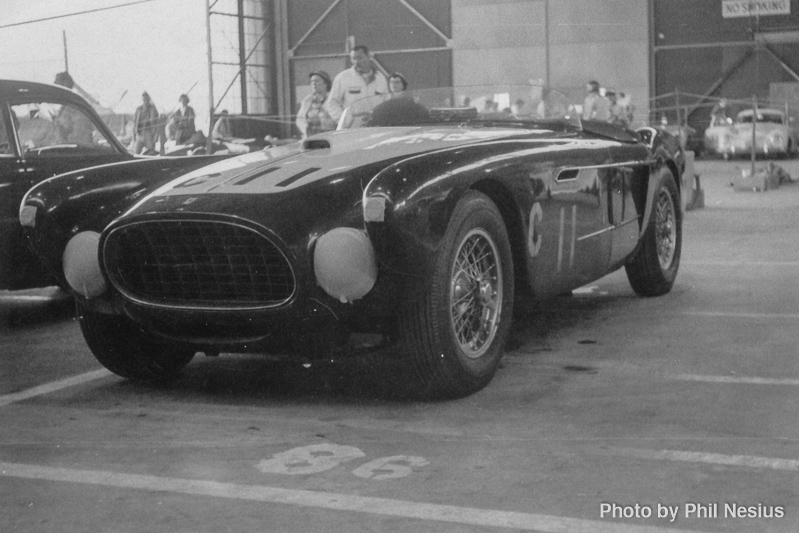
[544,0,550,86]
[674,88,684,148]
[206,0,215,154]
[63,30,69,72]
[237,0,248,115]
[751,95,757,177]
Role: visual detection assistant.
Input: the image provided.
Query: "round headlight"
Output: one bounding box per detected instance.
[63,231,107,298]
[313,228,377,303]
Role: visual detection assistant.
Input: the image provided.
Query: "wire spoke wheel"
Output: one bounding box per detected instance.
[655,188,677,269]
[449,228,502,359]
[398,190,514,398]
[625,168,681,297]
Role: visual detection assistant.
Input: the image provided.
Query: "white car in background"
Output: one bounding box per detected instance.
[704,108,798,159]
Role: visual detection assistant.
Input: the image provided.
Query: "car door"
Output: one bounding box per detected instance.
[607,144,650,269]
[526,142,613,298]
[0,97,129,290]
[0,101,45,290]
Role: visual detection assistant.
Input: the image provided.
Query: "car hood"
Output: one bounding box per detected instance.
[123,125,562,213]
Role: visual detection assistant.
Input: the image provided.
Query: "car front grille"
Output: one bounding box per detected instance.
[103,219,295,309]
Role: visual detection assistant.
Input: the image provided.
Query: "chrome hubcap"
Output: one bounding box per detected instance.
[655,189,676,269]
[449,229,502,359]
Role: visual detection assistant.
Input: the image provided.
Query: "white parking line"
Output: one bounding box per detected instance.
[600,448,799,472]
[669,374,799,387]
[0,369,112,407]
[684,310,799,319]
[0,295,54,302]
[682,260,799,267]
[0,461,702,533]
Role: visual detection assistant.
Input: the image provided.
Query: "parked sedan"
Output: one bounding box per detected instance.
[21,84,685,398]
[1,79,232,290]
[703,107,798,159]
[0,79,135,289]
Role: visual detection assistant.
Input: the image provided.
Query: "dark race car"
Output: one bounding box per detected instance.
[21,84,686,398]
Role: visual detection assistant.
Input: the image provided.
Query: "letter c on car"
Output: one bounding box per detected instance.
[527,202,543,257]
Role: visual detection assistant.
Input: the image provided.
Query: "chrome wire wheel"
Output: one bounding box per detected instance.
[655,188,677,270]
[449,228,503,359]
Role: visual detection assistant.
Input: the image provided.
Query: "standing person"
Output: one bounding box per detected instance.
[212,109,232,141]
[582,80,610,121]
[170,94,196,145]
[710,98,729,126]
[296,71,336,138]
[606,89,629,129]
[325,44,389,123]
[388,72,408,95]
[618,91,636,126]
[132,91,159,154]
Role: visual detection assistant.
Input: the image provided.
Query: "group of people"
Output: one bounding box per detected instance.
[130,91,197,155]
[132,57,641,150]
[295,44,408,138]
[582,80,636,129]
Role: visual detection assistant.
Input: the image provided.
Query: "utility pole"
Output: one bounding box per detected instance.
[205,0,215,154]
[63,30,69,71]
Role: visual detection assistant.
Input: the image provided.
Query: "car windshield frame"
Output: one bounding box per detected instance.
[336,84,582,132]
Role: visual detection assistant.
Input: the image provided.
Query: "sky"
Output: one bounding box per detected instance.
[0,0,213,129]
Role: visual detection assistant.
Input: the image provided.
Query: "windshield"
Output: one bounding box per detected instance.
[737,111,785,124]
[337,84,581,131]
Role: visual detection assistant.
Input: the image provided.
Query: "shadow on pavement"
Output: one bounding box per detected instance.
[0,287,75,328]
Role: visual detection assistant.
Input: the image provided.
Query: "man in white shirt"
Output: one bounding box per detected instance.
[325,44,389,124]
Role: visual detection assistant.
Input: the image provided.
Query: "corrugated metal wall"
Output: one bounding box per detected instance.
[251,1,799,136]
[279,0,651,129]
[284,0,452,135]
[451,0,650,123]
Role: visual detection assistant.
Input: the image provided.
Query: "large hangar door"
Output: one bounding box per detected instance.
[653,0,799,134]
[284,0,452,135]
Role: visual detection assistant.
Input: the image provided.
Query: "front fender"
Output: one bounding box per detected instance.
[362,149,525,297]
[21,155,228,287]
[634,127,684,239]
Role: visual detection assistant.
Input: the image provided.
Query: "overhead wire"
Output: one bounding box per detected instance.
[0,0,160,30]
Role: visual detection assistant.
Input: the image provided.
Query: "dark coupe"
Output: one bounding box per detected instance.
[21,85,685,398]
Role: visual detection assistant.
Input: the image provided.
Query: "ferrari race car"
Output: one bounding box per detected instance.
[704,107,798,159]
[20,84,685,398]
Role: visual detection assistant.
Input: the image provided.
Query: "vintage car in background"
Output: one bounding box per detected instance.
[0,79,134,289]
[0,79,230,291]
[703,107,798,159]
[21,84,685,398]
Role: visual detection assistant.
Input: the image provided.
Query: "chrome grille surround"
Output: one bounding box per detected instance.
[102,218,296,310]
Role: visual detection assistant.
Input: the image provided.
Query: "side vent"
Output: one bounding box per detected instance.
[556,168,580,181]
[303,139,331,151]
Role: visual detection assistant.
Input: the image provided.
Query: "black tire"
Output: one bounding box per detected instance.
[625,168,681,297]
[78,304,195,382]
[398,191,514,398]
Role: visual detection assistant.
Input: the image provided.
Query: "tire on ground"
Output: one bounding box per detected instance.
[78,303,195,381]
[625,167,682,297]
[398,190,514,398]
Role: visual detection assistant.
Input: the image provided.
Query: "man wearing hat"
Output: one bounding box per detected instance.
[132,91,159,154]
